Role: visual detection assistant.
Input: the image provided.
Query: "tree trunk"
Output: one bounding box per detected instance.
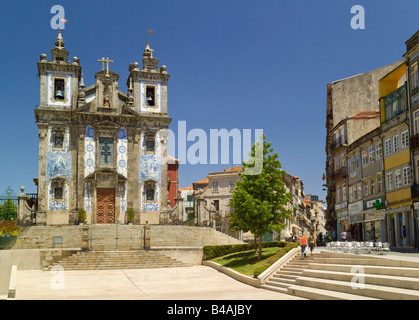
[254,234,258,255]
[258,235,263,261]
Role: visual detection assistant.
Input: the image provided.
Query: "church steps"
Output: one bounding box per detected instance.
[302,269,419,291]
[286,284,380,300]
[307,263,419,278]
[47,250,189,271]
[294,276,419,300]
[260,250,419,300]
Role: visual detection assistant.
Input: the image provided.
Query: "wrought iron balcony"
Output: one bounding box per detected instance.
[331,135,348,152]
[331,167,347,181]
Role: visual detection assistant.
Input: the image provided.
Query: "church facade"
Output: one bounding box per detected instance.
[35,30,173,226]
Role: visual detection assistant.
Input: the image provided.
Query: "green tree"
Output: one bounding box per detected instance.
[0,198,17,221]
[229,135,292,261]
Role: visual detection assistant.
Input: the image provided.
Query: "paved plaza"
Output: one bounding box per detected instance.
[15,265,305,300]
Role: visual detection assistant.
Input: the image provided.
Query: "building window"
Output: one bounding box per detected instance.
[377,175,383,193]
[342,183,346,202]
[362,150,368,166]
[385,139,391,156]
[146,86,156,106]
[213,200,219,213]
[99,137,114,166]
[357,183,362,200]
[356,154,361,168]
[415,111,419,135]
[363,180,369,197]
[145,135,155,153]
[212,181,218,192]
[403,166,412,185]
[386,173,393,191]
[394,170,402,188]
[412,63,419,93]
[348,186,353,202]
[376,143,382,160]
[52,131,64,150]
[370,178,375,195]
[229,181,235,191]
[401,131,409,149]
[393,135,400,153]
[145,182,156,201]
[54,78,65,100]
[51,179,64,201]
[368,146,375,163]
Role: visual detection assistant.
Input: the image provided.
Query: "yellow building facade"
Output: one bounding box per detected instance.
[379,62,414,247]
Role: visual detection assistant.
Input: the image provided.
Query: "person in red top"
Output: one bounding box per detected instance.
[300,234,308,258]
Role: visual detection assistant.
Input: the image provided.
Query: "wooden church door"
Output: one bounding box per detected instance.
[96,188,115,224]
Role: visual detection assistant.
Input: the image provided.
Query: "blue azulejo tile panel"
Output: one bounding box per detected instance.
[84,182,92,214]
[121,182,127,214]
[84,126,95,177]
[46,153,72,181]
[139,131,162,212]
[117,128,127,177]
[47,181,69,212]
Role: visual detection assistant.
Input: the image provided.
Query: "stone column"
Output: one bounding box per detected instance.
[144,221,150,250]
[81,224,89,251]
[175,192,184,225]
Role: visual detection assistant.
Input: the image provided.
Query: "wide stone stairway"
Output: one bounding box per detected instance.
[261,250,419,300]
[13,225,244,250]
[47,250,190,271]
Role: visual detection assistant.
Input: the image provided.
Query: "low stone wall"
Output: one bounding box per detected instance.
[153,247,204,266]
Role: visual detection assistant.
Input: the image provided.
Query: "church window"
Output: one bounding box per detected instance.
[145,182,156,201]
[51,180,64,201]
[145,135,155,153]
[99,137,114,166]
[52,131,64,150]
[54,78,65,100]
[146,86,155,106]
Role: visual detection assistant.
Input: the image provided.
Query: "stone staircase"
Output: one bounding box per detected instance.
[47,250,190,271]
[262,250,419,300]
[13,225,244,250]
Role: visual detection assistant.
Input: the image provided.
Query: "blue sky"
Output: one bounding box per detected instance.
[0,0,418,201]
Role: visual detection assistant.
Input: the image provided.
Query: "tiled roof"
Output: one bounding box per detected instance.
[180,186,193,191]
[225,165,243,172]
[348,110,379,120]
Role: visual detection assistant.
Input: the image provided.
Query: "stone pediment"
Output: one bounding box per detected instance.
[92,119,121,128]
[85,168,127,181]
[95,69,120,81]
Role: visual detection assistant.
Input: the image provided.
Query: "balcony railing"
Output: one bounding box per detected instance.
[332,167,347,181]
[331,135,348,151]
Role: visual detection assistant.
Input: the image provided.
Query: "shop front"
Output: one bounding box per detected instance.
[363,195,386,242]
[336,203,348,240]
[348,200,363,241]
[386,205,414,247]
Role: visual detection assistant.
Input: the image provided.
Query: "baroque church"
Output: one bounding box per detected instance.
[35,29,173,226]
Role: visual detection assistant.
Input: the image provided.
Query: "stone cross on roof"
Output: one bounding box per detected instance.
[97,57,114,77]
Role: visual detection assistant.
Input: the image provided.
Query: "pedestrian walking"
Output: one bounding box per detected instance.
[309,232,315,256]
[341,230,347,242]
[300,234,308,258]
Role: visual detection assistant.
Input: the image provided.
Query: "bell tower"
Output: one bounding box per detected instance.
[128,41,170,114]
[35,29,81,225]
[37,29,81,109]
